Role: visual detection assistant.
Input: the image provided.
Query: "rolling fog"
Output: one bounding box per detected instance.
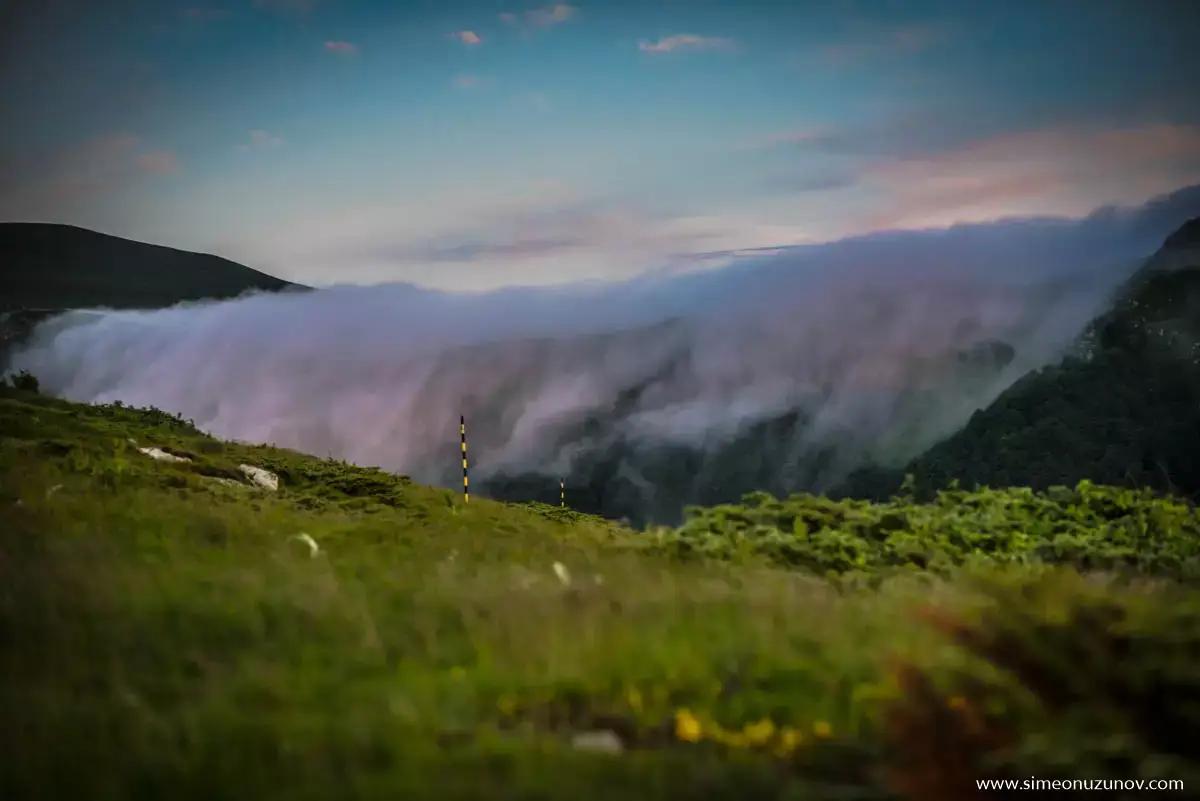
[11,187,1200,501]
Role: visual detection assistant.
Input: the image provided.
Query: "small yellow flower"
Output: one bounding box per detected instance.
[812,720,832,738]
[742,718,775,747]
[709,724,742,748]
[674,708,703,743]
[775,726,804,755]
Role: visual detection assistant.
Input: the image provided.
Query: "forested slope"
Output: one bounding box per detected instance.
[839,217,1200,500]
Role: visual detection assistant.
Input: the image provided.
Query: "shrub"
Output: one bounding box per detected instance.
[650,483,1200,578]
[4,370,39,393]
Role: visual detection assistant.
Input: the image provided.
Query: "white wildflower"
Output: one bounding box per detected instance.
[289,533,320,558]
[571,730,623,754]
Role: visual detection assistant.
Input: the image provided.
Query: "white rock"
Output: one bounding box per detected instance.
[571,730,623,754]
[552,561,571,586]
[138,446,191,463]
[239,464,279,491]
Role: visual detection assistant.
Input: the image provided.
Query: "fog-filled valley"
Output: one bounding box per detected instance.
[12,185,1200,522]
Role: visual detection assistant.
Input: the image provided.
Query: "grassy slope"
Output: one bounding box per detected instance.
[3,390,1200,799]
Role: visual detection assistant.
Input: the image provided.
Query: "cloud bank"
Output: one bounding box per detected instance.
[11,186,1200,516]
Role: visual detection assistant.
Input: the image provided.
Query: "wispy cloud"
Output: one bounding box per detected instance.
[237,129,285,152]
[500,4,576,29]
[754,128,826,149]
[451,29,482,45]
[323,40,359,56]
[233,185,817,289]
[253,0,316,13]
[638,34,735,55]
[521,91,552,112]
[414,236,582,262]
[182,7,228,23]
[452,74,488,90]
[816,22,947,67]
[528,3,575,27]
[752,111,990,159]
[765,170,856,194]
[350,201,729,276]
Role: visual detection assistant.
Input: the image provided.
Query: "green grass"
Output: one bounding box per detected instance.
[3,389,1200,799]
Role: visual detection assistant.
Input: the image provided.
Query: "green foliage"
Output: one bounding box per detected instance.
[876,351,1200,502]
[885,570,1200,796]
[649,483,1200,578]
[2,369,39,393]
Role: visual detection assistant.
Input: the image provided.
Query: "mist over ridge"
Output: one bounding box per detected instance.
[13,184,1200,522]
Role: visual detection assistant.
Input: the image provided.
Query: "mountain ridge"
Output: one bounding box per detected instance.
[0,222,303,312]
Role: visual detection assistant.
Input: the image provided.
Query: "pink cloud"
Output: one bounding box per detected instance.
[452,30,482,45]
[137,150,181,175]
[452,74,486,90]
[743,127,827,150]
[638,34,735,55]
[324,40,359,56]
[862,123,1200,230]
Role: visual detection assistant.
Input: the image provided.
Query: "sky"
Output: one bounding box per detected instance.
[2,0,1200,290]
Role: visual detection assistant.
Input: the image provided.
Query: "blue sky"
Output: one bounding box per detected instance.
[2,0,1199,289]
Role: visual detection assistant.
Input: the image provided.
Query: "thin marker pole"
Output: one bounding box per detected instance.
[560,478,565,508]
[460,415,469,503]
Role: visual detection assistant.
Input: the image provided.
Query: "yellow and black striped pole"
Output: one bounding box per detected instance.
[460,415,469,503]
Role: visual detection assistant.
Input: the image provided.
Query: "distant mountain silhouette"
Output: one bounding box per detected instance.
[838,216,1200,501]
[0,223,302,312]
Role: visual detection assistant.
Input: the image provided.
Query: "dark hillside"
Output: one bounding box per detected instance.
[0,222,302,312]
